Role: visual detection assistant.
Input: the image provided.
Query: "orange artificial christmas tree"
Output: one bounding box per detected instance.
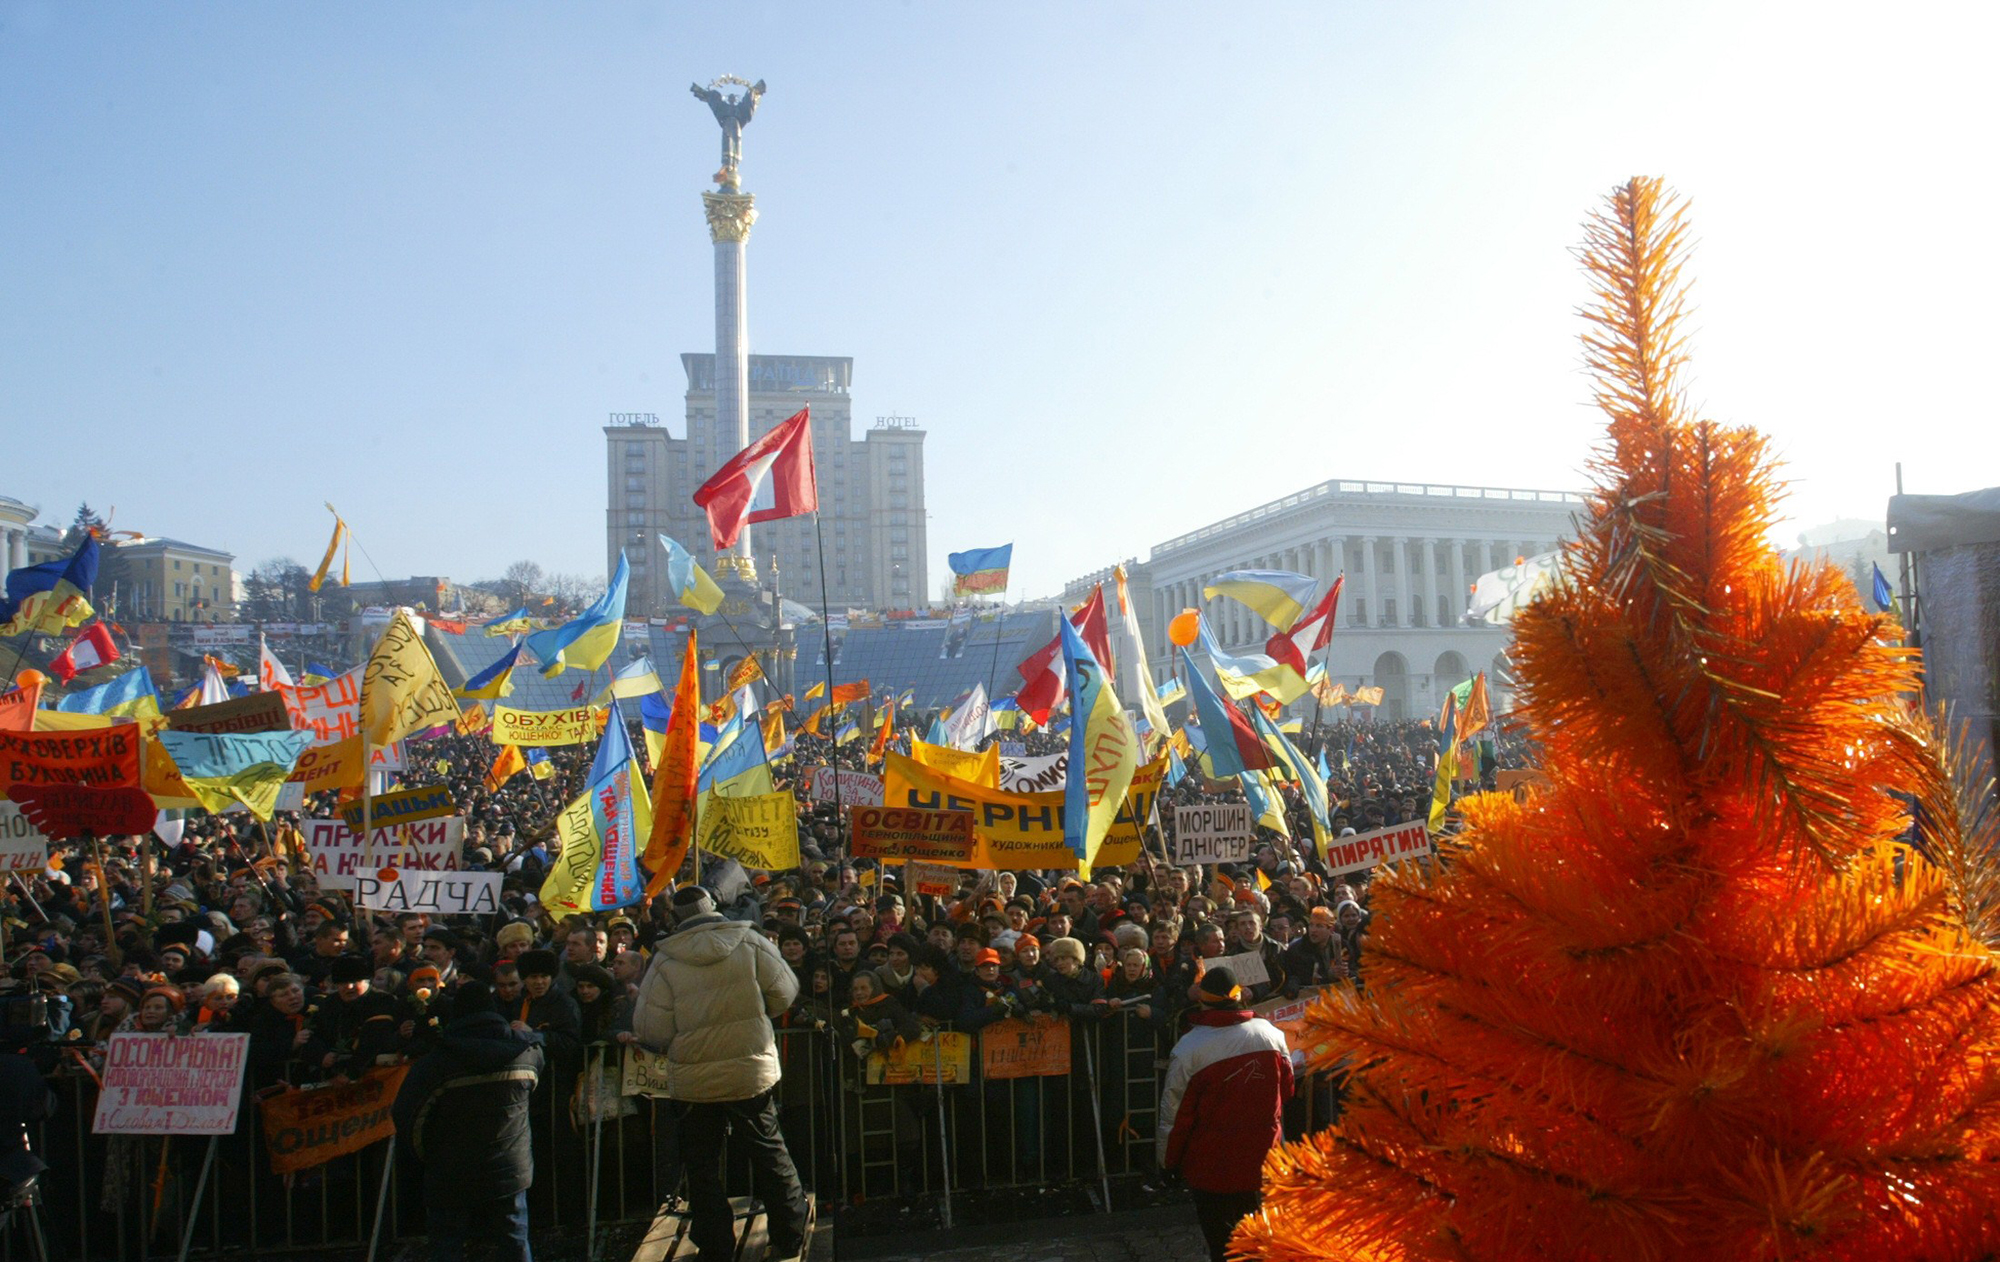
[1237,178,2000,1261]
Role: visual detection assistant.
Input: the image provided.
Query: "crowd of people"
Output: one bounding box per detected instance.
[12,701,1524,1259]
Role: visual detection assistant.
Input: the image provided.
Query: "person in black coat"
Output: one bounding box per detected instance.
[392,980,545,1262]
[1280,908,1350,998]
[307,954,405,1078]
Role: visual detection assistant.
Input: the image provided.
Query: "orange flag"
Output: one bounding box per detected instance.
[0,678,43,731]
[831,681,871,705]
[485,744,525,791]
[644,629,701,896]
[868,704,894,764]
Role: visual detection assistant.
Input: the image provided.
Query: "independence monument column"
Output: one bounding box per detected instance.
[691,75,766,582]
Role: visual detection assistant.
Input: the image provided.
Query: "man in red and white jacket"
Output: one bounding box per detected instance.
[1159,966,1295,1262]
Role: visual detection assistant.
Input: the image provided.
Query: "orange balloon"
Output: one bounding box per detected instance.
[14,669,46,689]
[1167,610,1201,647]
[378,867,400,882]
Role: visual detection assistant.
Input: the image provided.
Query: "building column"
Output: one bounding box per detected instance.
[1400,540,1416,628]
[1360,537,1380,627]
[703,190,758,578]
[1448,539,1467,626]
[1413,537,1434,627]
[1477,539,1494,577]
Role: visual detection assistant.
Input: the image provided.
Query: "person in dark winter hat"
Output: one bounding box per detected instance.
[1160,965,1294,1262]
[509,949,581,1071]
[310,954,403,1077]
[393,977,544,1262]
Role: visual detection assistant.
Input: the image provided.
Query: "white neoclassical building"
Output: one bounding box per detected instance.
[0,497,38,586]
[1063,478,1582,721]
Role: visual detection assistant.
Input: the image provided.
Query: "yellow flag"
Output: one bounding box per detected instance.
[910,736,999,787]
[725,655,764,693]
[695,791,800,870]
[308,508,346,593]
[361,610,459,747]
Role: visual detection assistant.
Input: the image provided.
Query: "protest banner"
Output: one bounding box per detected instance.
[908,739,998,787]
[1252,992,1325,1056]
[866,1032,972,1085]
[163,691,292,735]
[696,793,800,870]
[341,783,454,831]
[492,704,601,747]
[1213,949,1270,991]
[1324,819,1433,878]
[980,1018,1071,1080]
[9,784,156,840]
[0,802,48,870]
[808,767,883,806]
[354,868,502,914]
[92,1033,250,1135]
[1173,802,1254,864]
[882,752,1157,870]
[848,806,976,864]
[257,1064,409,1174]
[0,724,142,793]
[998,751,1068,793]
[186,626,253,648]
[622,1046,673,1097]
[301,818,464,889]
[904,860,960,897]
[286,736,367,794]
[280,668,362,746]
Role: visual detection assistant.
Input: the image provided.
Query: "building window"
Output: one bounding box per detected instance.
[626,476,644,492]
[173,560,181,571]
[1351,599,1367,626]
[1383,599,1397,626]
[890,494,908,508]
[628,512,645,526]
[1438,594,1452,625]
[626,493,646,510]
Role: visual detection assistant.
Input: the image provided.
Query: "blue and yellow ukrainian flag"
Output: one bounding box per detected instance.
[525,553,629,677]
[0,537,97,638]
[55,665,162,719]
[457,639,523,700]
[484,608,534,637]
[659,535,725,616]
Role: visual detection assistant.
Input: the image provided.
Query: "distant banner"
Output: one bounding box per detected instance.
[258,1064,409,1174]
[1251,991,1327,1057]
[280,669,363,746]
[163,691,292,735]
[341,784,455,831]
[0,804,49,871]
[1324,819,1432,877]
[301,818,464,889]
[695,792,800,871]
[866,1032,972,1085]
[807,767,884,806]
[184,626,254,648]
[980,1018,1070,1080]
[354,869,502,914]
[92,1033,250,1135]
[492,704,601,747]
[1172,802,1254,865]
[848,806,976,864]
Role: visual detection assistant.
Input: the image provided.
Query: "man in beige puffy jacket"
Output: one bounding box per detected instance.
[634,885,806,1262]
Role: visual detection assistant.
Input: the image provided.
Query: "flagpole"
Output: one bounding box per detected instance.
[809,511,844,843]
[983,582,1009,704]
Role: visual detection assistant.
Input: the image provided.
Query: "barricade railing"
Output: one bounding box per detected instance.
[24,1012,1343,1259]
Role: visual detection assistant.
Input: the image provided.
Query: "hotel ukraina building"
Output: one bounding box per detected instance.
[1064,478,1580,722]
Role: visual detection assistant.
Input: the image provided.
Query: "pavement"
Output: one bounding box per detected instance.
[836,1204,1208,1262]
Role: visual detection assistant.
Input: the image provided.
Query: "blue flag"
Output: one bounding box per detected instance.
[1872,563,1894,613]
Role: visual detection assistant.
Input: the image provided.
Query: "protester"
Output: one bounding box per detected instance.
[633,885,809,1262]
[1159,967,1295,1262]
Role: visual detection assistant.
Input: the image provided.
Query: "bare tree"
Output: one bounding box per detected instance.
[500,560,545,609]
[545,572,607,613]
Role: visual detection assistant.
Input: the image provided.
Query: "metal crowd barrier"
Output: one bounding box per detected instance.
[20,1015,1345,1260]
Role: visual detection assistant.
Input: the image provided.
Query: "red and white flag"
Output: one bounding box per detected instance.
[692,408,818,551]
[1265,575,1343,678]
[49,622,120,684]
[259,636,295,691]
[1014,586,1114,724]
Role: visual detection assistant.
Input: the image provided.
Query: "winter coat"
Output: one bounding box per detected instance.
[1158,1008,1294,1193]
[1042,965,1105,1020]
[392,1011,545,1199]
[631,912,798,1103]
[1280,934,1347,997]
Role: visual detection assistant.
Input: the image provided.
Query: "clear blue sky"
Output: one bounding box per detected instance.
[3,2,1993,599]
